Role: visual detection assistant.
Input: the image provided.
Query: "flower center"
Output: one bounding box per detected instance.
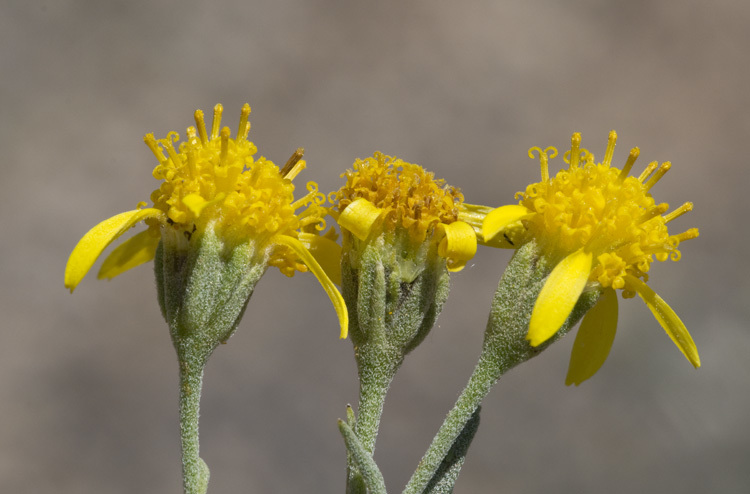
[332,152,463,243]
[143,104,326,275]
[520,131,697,295]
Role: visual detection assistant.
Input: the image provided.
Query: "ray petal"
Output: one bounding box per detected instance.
[298,232,342,286]
[438,221,477,272]
[566,288,619,386]
[98,230,161,281]
[528,249,593,346]
[338,198,383,241]
[65,208,163,292]
[273,235,349,339]
[626,275,700,368]
[482,205,532,242]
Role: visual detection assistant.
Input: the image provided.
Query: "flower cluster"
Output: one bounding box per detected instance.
[65,104,346,336]
[483,131,699,384]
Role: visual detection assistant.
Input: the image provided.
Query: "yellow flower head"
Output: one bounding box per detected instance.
[331,152,477,271]
[64,104,347,338]
[143,104,329,276]
[483,131,699,384]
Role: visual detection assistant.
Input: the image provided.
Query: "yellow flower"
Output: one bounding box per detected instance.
[330,152,477,271]
[64,104,347,338]
[482,131,699,384]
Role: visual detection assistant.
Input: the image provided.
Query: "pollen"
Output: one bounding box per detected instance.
[332,152,464,243]
[144,104,327,275]
[518,131,698,293]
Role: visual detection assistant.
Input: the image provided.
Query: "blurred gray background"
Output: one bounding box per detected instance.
[2,0,748,492]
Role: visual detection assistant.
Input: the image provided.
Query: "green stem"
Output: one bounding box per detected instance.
[402,354,497,494]
[178,358,210,494]
[403,242,600,493]
[347,346,401,494]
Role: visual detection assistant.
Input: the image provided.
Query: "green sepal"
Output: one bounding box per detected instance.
[156,222,268,364]
[338,419,387,494]
[343,229,450,355]
[481,240,601,376]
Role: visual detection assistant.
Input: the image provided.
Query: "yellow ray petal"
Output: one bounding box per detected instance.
[459,204,519,248]
[98,230,161,281]
[626,275,700,368]
[338,198,383,241]
[446,258,468,272]
[298,232,342,286]
[182,192,225,218]
[272,235,349,339]
[528,249,593,346]
[65,208,164,292]
[566,287,619,386]
[438,221,477,272]
[482,205,532,242]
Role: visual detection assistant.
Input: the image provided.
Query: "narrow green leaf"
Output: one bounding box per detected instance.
[338,419,387,494]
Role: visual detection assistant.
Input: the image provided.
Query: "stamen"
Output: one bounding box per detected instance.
[219,127,230,167]
[186,126,198,141]
[211,103,223,141]
[637,160,659,183]
[638,203,670,223]
[281,148,306,179]
[194,110,208,145]
[570,132,582,168]
[143,133,166,162]
[162,133,182,167]
[186,149,197,177]
[603,130,617,167]
[664,202,694,223]
[528,146,557,182]
[618,147,640,180]
[237,103,251,141]
[644,162,672,191]
[291,189,316,210]
[673,228,699,242]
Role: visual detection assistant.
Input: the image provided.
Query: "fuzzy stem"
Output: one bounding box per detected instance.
[347,346,401,494]
[402,354,496,494]
[403,242,599,493]
[178,358,210,494]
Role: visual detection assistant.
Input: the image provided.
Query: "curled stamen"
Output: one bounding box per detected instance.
[211,103,223,141]
[664,202,693,223]
[194,109,208,145]
[638,160,660,183]
[528,146,557,182]
[144,133,166,162]
[644,162,672,191]
[291,188,319,210]
[237,103,251,141]
[162,132,182,168]
[570,132,582,168]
